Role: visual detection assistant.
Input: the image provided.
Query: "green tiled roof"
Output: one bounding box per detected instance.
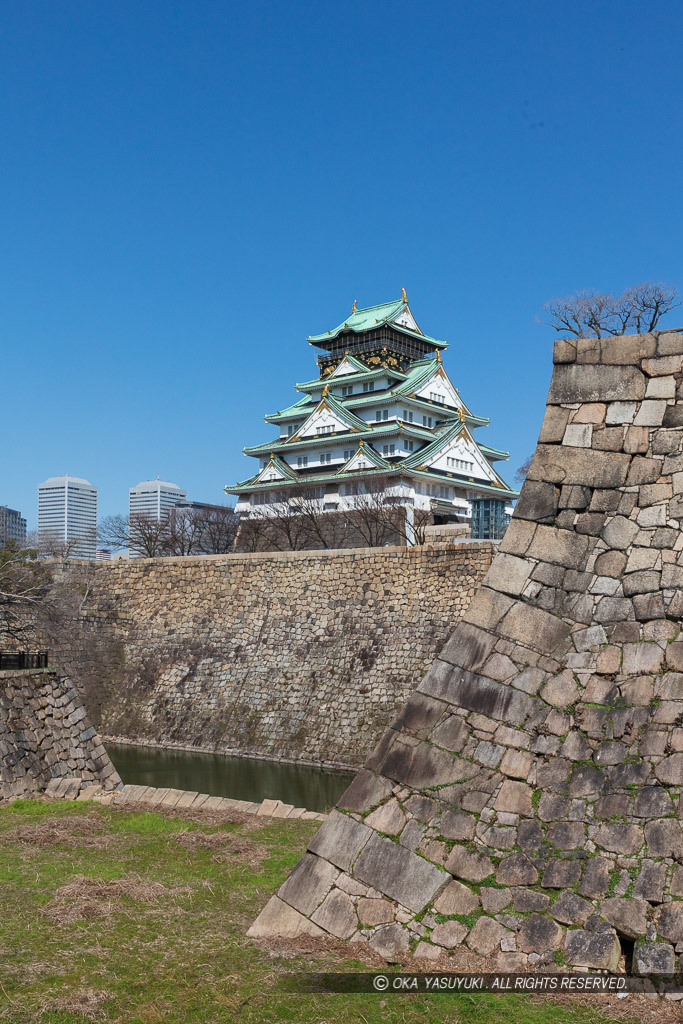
[225,463,519,501]
[308,298,446,348]
[244,420,439,457]
[296,364,407,393]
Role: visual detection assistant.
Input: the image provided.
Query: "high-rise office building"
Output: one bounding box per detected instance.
[129,480,187,521]
[0,506,27,547]
[37,475,98,559]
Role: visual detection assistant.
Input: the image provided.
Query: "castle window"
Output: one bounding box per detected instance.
[342,385,353,396]
[423,415,433,428]
[402,409,414,422]
[362,381,375,392]
[319,452,331,464]
[297,456,308,468]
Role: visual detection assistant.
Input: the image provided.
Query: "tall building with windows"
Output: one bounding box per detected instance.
[0,506,27,547]
[129,480,187,521]
[225,295,517,520]
[37,476,98,559]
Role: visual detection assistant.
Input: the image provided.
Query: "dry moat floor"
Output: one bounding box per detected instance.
[0,799,678,1024]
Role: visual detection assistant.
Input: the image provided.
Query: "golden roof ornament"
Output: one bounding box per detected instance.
[351,299,357,312]
[401,287,407,303]
[436,350,442,362]
[322,383,329,397]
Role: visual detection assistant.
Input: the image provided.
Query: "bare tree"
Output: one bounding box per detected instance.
[165,508,206,556]
[623,282,681,333]
[539,282,679,338]
[97,514,129,552]
[197,506,240,554]
[515,455,533,487]
[99,512,171,558]
[0,541,50,644]
[341,479,398,548]
[31,528,95,560]
[233,512,272,553]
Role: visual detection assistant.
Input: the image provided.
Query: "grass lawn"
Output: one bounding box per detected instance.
[0,799,669,1024]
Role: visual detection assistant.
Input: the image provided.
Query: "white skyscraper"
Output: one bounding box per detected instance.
[129,480,187,521]
[37,475,98,559]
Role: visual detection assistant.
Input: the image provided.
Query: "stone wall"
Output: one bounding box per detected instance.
[50,540,494,768]
[252,329,683,981]
[0,668,120,801]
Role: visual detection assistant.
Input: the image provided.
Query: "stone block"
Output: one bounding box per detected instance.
[494,779,533,816]
[445,845,494,883]
[594,823,644,855]
[439,622,498,672]
[527,524,590,569]
[634,786,673,818]
[539,404,571,441]
[495,852,538,886]
[369,923,409,958]
[552,891,593,926]
[578,858,611,899]
[541,669,580,709]
[247,895,325,939]
[365,799,406,837]
[431,920,468,949]
[308,810,373,871]
[498,603,570,657]
[644,820,682,859]
[357,898,394,926]
[548,363,646,404]
[601,898,649,939]
[633,400,667,426]
[654,753,683,785]
[310,888,357,939]
[513,483,559,524]
[547,821,585,850]
[517,914,564,954]
[565,928,621,970]
[542,860,582,888]
[601,515,640,550]
[499,748,532,779]
[528,445,631,489]
[433,880,480,916]
[466,917,512,956]
[481,887,512,912]
[404,795,439,823]
[391,694,445,736]
[335,770,395,811]
[633,861,666,903]
[354,833,448,913]
[654,904,683,944]
[634,941,676,976]
[378,738,465,791]
[278,853,339,917]
[563,423,593,447]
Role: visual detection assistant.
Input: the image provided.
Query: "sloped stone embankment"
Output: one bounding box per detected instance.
[251,329,683,979]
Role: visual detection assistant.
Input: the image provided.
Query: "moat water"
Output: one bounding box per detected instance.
[105,742,354,813]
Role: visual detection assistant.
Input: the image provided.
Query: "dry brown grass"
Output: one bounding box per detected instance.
[173,828,267,867]
[46,987,110,1020]
[43,873,193,924]
[0,813,113,851]
[122,799,266,830]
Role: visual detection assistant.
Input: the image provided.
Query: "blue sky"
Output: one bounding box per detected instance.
[2,0,682,526]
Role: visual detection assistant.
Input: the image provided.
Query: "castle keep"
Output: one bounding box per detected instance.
[226,294,516,528]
